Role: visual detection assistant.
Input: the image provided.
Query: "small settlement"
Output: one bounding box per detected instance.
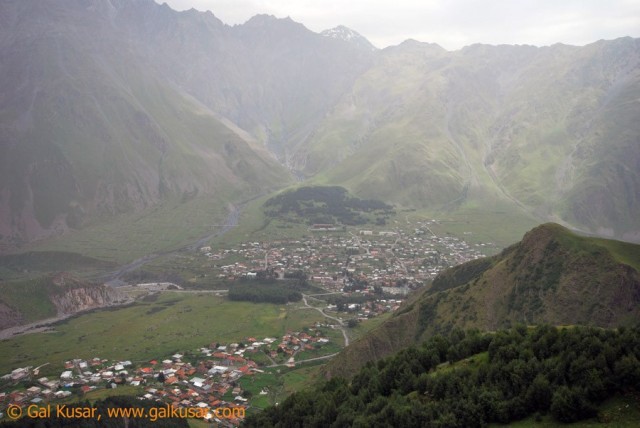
[1,325,334,426]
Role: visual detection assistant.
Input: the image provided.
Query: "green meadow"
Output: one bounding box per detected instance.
[240,363,326,411]
[0,292,322,376]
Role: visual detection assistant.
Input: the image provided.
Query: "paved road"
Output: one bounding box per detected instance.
[301,295,349,347]
[164,289,228,294]
[306,292,343,297]
[265,352,340,368]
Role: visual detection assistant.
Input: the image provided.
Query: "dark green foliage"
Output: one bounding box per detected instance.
[244,325,640,427]
[550,386,596,422]
[228,282,303,304]
[228,271,313,304]
[417,294,443,334]
[264,186,394,226]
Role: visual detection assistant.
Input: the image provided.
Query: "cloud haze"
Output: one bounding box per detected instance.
[156,0,640,50]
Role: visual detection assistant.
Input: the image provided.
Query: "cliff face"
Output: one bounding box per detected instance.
[49,284,128,315]
[0,273,130,330]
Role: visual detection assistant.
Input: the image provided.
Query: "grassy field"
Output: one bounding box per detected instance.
[188,419,211,428]
[593,237,640,271]
[0,292,324,376]
[211,195,312,249]
[0,251,115,282]
[408,204,539,252]
[240,362,326,412]
[25,196,231,264]
[55,385,144,405]
[348,312,393,342]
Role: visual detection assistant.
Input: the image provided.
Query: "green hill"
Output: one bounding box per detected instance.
[324,223,640,378]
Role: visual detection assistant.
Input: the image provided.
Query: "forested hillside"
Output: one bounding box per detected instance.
[246,325,640,427]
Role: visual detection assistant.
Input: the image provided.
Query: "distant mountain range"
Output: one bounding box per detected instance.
[1,0,639,251]
[323,223,640,378]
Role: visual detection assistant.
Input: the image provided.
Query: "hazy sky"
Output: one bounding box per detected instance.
[155,0,640,50]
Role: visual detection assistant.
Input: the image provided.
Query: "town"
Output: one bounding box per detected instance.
[205,219,491,295]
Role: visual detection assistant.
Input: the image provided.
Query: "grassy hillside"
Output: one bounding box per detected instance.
[0,0,291,253]
[0,277,57,324]
[0,251,114,281]
[324,223,640,378]
[26,196,232,263]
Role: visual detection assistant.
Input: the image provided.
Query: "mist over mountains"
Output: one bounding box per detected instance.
[1,0,639,251]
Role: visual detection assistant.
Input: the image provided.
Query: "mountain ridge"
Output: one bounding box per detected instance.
[0,0,299,251]
[321,25,377,51]
[301,38,640,241]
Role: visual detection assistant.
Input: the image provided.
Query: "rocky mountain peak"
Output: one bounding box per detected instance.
[321,25,377,51]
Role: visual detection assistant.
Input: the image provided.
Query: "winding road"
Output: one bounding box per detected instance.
[266,352,340,368]
[264,295,350,369]
[301,294,349,347]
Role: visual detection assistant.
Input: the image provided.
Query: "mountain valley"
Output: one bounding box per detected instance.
[0,1,639,426]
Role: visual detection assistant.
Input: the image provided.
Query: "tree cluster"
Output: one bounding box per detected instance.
[264,186,394,226]
[228,282,302,304]
[244,325,640,427]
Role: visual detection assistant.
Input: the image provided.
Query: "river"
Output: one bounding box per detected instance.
[104,203,241,281]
